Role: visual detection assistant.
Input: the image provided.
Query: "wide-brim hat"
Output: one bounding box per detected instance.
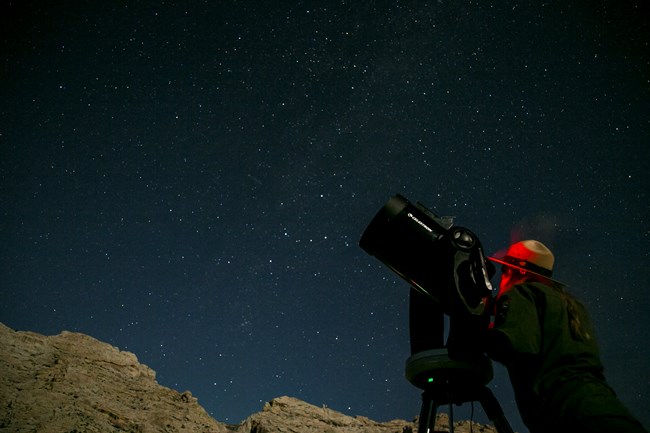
[487,240,565,286]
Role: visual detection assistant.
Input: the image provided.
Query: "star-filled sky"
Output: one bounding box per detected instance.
[1,1,648,431]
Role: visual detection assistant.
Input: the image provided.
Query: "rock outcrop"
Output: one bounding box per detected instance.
[237,395,497,433]
[0,322,227,433]
[0,323,497,433]
[238,396,415,433]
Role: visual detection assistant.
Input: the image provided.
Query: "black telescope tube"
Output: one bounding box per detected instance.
[359,194,451,306]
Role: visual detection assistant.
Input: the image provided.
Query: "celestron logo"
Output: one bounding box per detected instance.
[407,213,432,232]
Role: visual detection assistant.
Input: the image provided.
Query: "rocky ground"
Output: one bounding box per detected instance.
[0,323,498,433]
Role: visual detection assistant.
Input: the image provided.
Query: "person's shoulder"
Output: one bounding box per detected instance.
[528,281,554,291]
[512,281,555,299]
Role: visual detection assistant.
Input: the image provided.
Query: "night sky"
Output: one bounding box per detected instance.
[1,2,648,432]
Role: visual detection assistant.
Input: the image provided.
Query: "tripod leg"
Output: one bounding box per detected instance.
[418,391,439,433]
[479,387,514,433]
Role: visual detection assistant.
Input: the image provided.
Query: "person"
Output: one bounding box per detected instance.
[485,240,647,433]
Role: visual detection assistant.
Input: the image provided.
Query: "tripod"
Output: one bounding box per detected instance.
[405,349,514,433]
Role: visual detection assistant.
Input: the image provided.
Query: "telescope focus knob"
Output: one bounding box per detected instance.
[452,228,475,250]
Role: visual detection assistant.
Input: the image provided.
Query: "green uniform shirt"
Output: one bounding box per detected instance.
[487,282,639,432]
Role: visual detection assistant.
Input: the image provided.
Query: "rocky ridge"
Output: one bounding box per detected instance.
[0,323,497,433]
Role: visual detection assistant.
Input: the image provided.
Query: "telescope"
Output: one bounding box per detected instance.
[359,194,493,321]
[360,195,514,433]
